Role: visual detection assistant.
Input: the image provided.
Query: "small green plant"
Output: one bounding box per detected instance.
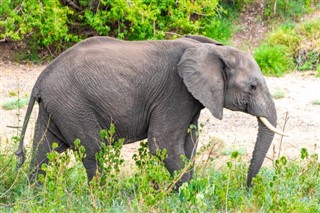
[312,99,320,105]
[297,51,320,71]
[272,88,287,99]
[88,125,125,204]
[8,91,18,97]
[254,44,294,76]
[221,147,247,156]
[2,97,29,110]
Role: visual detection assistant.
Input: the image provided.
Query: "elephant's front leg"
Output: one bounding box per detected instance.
[148,118,197,188]
[184,112,201,178]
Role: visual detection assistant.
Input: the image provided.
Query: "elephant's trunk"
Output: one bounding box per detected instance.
[247,101,277,187]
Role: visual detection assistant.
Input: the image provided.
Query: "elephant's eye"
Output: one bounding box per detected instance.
[249,84,256,91]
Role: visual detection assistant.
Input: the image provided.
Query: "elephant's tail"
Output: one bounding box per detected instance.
[15,95,36,168]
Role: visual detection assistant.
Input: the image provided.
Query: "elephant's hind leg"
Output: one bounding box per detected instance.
[56,113,104,183]
[29,102,69,181]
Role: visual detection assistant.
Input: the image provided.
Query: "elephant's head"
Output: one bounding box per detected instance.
[177,43,285,186]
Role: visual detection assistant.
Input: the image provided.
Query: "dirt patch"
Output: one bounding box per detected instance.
[1,61,319,167]
[231,1,269,51]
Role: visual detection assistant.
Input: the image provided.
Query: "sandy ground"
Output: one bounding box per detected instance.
[0,61,319,168]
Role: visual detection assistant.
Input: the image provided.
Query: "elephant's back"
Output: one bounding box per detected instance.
[32,37,190,103]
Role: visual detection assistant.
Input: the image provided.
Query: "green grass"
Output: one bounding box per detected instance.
[272,88,287,99]
[312,99,320,105]
[2,97,29,110]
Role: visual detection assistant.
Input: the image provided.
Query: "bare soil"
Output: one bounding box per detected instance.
[1,60,319,168]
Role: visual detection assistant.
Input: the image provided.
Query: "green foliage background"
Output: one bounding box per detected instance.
[0,0,225,53]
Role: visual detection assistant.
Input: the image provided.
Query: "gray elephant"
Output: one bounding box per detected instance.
[16,35,285,187]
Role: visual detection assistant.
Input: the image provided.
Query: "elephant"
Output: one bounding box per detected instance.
[16,35,285,188]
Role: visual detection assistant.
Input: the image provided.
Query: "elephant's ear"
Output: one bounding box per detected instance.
[177,44,227,120]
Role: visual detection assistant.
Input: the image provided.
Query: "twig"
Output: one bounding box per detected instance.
[6,125,22,129]
[277,112,289,159]
[0,170,21,199]
[164,32,182,37]
[201,142,217,177]
[66,0,81,10]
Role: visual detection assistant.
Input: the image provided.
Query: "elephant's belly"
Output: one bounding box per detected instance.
[100,112,149,144]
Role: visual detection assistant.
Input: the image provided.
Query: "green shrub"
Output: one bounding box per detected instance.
[254,44,294,76]
[266,24,302,56]
[203,14,236,44]
[0,0,78,54]
[79,0,222,40]
[1,0,237,58]
[297,18,320,39]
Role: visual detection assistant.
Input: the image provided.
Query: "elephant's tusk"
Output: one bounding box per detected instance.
[258,117,288,136]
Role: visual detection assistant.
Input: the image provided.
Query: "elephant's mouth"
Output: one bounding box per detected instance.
[258,117,287,136]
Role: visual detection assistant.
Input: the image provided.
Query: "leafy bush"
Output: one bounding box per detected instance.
[266,24,302,56]
[78,0,224,40]
[0,0,78,54]
[1,0,234,57]
[254,44,294,76]
[203,13,237,44]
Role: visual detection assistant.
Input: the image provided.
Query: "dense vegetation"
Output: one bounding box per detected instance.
[1,126,319,212]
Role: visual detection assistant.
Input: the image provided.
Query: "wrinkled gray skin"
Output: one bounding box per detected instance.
[16,35,276,187]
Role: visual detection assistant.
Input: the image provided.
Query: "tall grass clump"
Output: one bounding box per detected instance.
[254,44,294,76]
